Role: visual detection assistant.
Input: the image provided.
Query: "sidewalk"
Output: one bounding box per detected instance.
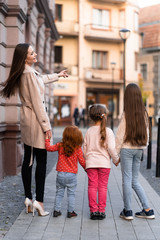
[2,127,160,240]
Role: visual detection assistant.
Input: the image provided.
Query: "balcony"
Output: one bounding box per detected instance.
[54,63,78,76]
[84,24,122,42]
[84,67,123,84]
[55,21,79,37]
[88,0,126,3]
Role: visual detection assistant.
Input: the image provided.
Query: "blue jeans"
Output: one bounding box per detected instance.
[120,149,149,211]
[54,172,77,212]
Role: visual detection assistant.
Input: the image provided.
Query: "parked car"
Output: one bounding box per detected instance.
[155,115,160,124]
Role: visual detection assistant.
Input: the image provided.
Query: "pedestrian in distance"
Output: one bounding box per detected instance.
[116,83,155,221]
[45,125,85,218]
[83,104,120,220]
[73,106,79,126]
[0,43,68,217]
[79,105,86,128]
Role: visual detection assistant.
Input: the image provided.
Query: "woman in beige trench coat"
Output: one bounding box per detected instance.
[0,43,68,216]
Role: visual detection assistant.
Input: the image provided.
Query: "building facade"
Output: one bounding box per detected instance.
[0,0,58,181]
[138,4,160,123]
[53,0,139,126]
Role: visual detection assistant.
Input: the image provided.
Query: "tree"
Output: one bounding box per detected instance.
[138,73,150,106]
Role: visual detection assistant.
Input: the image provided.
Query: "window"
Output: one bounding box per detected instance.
[135,52,138,71]
[140,32,144,48]
[134,11,139,32]
[55,4,62,21]
[43,42,46,68]
[54,46,62,63]
[92,8,109,29]
[92,51,108,69]
[119,10,125,28]
[25,17,30,43]
[120,51,123,68]
[120,51,124,79]
[140,64,147,80]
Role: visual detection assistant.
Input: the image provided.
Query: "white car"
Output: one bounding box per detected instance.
[155,115,160,124]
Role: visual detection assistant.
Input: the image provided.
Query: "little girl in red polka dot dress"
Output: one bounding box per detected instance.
[45,125,85,218]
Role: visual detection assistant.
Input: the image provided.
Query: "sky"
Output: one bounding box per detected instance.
[139,0,160,8]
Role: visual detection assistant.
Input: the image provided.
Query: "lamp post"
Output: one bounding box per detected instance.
[119,28,130,91]
[110,62,116,130]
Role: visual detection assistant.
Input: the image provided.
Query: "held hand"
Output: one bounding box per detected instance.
[45,130,52,139]
[114,162,119,167]
[58,69,68,78]
[114,158,120,167]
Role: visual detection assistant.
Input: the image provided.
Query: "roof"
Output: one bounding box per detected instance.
[139,4,160,49]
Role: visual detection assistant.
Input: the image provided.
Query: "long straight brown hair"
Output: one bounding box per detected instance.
[0,43,30,98]
[124,83,148,146]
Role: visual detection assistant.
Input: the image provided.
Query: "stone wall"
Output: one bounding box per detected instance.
[0,0,58,181]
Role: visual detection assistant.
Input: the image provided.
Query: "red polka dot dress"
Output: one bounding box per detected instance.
[45,139,85,173]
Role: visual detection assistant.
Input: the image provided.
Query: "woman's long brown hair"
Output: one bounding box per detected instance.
[89,104,109,148]
[124,83,148,146]
[0,43,30,98]
[60,126,83,157]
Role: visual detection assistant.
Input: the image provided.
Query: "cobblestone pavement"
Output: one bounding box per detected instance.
[140,126,160,196]
[141,140,160,197]
[0,137,60,239]
[0,126,160,239]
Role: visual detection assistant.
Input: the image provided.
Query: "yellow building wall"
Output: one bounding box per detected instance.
[138,54,155,118]
[83,40,121,68]
[54,0,140,119]
[55,38,78,65]
[53,80,78,96]
[55,0,78,21]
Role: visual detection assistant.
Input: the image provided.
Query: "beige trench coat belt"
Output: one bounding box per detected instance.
[21,101,35,166]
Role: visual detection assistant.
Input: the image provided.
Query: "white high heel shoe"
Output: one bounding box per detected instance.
[24,198,33,213]
[32,200,49,217]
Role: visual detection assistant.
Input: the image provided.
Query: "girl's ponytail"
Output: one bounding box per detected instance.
[89,104,108,148]
[100,114,107,148]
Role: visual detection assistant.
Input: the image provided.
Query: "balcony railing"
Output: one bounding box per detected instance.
[84,67,123,83]
[84,24,122,42]
[54,63,78,76]
[55,21,79,36]
[54,64,123,83]
[88,0,126,3]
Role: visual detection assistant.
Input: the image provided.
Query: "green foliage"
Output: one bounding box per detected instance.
[138,74,150,105]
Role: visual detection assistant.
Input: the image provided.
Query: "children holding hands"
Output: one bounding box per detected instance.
[45,104,119,220]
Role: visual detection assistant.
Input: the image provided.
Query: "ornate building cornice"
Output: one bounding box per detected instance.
[27,0,35,16]
[0,102,22,107]
[50,39,55,48]
[45,28,51,41]
[37,13,45,31]
[36,0,59,41]
[0,2,26,24]
[0,2,8,16]
[7,7,27,24]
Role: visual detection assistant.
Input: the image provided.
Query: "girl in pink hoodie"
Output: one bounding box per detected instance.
[83,104,119,220]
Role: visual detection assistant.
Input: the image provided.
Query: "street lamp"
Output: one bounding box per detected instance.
[119,28,130,91]
[110,62,116,130]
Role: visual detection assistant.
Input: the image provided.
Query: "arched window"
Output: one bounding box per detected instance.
[36,31,39,58]
[43,42,46,71]
[25,17,30,43]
